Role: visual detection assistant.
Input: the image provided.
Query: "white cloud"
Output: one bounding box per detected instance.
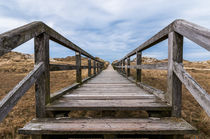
[0,16,27,33]
[0,0,210,62]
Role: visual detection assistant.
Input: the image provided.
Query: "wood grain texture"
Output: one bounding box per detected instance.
[0,22,45,56]
[34,33,50,118]
[0,21,104,64]
[173,62,210,116]
[47,65,170,112]
[116,62,167,70]
[167,31,183,117]
[173,19,210,51]
[18,117,196,135]
[50,64,88,71]
[0,62,44,122]
[50,83,80,102]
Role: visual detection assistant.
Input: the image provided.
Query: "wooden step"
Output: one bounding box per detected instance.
[46,97,171,111]
[18,117,196,135]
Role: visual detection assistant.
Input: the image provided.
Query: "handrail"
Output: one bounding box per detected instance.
[0,21,106,121]
[113,19,210,117]
[0,62,44,121]
[0,21,103,63]
[117,19,210,61]
[173,62,210,116]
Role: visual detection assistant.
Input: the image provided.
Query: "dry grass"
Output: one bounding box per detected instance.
[128,59,210,139]
[0,52,209,139]
[0,52,108,138]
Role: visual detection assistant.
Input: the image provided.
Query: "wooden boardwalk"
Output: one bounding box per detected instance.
[2,20,210,138]
[46,65,170,112]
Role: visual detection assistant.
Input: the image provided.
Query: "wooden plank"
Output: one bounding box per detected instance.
[136,82,166,102]
[75,87,144,91]
[73,90,144,94]
[117,62,168,70]
[50,64,76,71]
[46,99,170,111]
[0,22,45,56]
[76,52,81,83]
[0,62,44,122]
[62,94,156,100]
[173,62,210,116]
[125,76,166,102]
[167,31,183,117]
[174,19,210,51]
[136,51,142,82]
[88,58,91,77]
[18,117,196,135]
[0,21,104,63]
[82,84,137,88]
[50,83,80,102]
[34,33,50,118]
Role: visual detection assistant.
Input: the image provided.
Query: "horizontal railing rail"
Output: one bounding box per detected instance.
[113,19,210,117]
[0,62,44,121]
[0,21,106,122]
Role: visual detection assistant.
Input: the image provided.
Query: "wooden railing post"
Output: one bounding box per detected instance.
[97,62,100,73]
[122,59,125,74]
[120,61,122,73]
[127,57,130,77]
[88,58,91,77]
[167,31,183,117]
[34,33,50,118]
[94,60,96,75]
[76,52,82,83]
[136,51,142,82]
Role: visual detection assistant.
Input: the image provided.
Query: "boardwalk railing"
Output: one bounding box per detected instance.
[113,19,210,117]
[0,22,105,121]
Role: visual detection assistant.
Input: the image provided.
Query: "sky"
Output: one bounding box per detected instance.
[0,0,210,62]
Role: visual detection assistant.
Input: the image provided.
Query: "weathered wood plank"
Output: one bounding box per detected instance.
[125,76,166,102]
[18,118,196,135]
[34,33,50,118]
[0,62,44,122]
[62,94,155,100]
[117,62,168,70]
[46,99,170,111]
[50,64,88,71]
[136,82,166,102]
[173,62,210,116]
[76,52,82,83]
[0,21,104,64]
[0,22,45,56]
[50,64,76,71]
[50,83,80,102]
[174,19,210,51]
[167,31,183,117]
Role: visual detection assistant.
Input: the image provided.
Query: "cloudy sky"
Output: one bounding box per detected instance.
[0,0,210,62]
